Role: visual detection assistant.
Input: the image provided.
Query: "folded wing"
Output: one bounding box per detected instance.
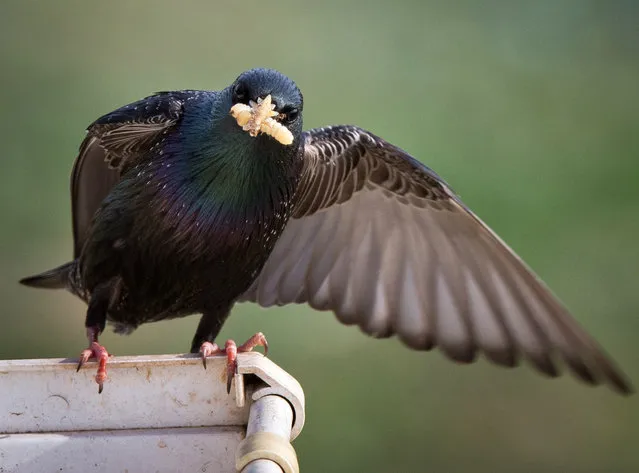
[71,92,186,257]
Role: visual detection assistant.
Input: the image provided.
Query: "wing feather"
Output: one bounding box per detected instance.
[70,92,187,257]
[240,125,632,394]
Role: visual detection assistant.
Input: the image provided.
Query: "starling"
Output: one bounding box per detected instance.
[20,68,632,395]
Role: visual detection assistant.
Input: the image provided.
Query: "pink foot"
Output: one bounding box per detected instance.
[77,341,111,394]
[199,332,269,393]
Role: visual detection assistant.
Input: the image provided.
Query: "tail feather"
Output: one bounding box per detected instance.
[19,262,74,289]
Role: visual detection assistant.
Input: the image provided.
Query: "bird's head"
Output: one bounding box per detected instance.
[222,68,304,150]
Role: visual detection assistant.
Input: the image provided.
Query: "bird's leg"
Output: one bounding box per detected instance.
[199,333,269,394]
[77,283,113,394]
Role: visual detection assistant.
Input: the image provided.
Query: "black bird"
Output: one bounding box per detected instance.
[21,68,632,395]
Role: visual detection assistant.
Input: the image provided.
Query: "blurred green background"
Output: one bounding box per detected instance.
[1,1,638,471]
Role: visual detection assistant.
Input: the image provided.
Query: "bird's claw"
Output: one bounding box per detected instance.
[250,332,268,357]
[76,351,89,372]
[199,341,221,369]
[226,357,237,394]
[198,333,269,394]
[76,341,110,394]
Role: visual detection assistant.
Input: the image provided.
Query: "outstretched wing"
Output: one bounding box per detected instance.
[241,125,632,394]
[71,92,187,257]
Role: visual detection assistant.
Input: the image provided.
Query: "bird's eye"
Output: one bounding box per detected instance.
[232,83,248,103]
[281,107,299,122]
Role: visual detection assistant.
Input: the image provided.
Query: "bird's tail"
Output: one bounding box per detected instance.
[19,261,74,289]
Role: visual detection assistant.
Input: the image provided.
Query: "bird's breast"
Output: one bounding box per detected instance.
[122,160,295,292]
[88,145,302,312]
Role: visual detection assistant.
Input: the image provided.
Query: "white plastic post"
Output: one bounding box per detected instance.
[242,395,294,473]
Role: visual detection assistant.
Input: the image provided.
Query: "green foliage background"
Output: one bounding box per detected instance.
[1,1,637,472]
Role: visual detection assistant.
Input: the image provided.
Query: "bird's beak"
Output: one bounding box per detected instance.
[230,94,294,145]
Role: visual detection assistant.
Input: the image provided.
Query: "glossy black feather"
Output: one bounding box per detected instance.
[71,91,190,257]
